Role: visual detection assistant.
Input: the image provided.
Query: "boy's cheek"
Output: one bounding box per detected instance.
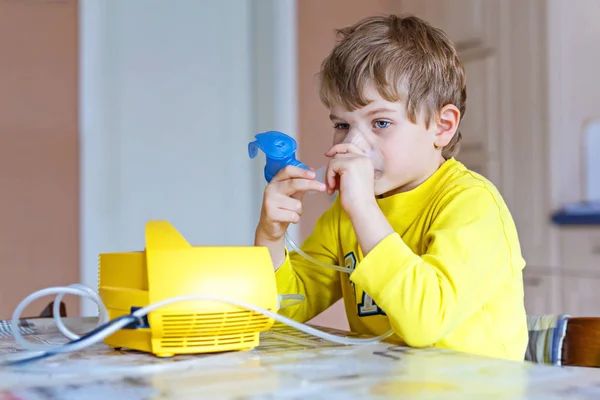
[332,132,346,145]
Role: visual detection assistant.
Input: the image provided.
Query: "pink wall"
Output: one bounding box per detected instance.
[297,0,392,329]
[0,1,79,318]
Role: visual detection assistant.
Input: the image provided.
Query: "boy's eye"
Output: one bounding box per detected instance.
[374,121,391,129]
[334,123,350,130]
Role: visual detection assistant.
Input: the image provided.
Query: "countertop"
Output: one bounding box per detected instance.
[1,317,600,399]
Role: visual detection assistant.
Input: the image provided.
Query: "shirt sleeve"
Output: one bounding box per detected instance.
[275,198,343,323]
[350,186,521,347]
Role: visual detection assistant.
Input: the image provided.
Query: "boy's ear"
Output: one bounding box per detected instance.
[433,104,461,148]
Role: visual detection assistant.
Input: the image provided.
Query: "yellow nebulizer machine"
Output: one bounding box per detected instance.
[98,220,278,357]
[6,131,391,367]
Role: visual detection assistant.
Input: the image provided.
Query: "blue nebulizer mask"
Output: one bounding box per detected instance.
[248,130,384,185]
[248,130,385,274]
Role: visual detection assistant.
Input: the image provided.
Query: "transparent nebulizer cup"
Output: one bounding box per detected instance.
[312,130,385,189]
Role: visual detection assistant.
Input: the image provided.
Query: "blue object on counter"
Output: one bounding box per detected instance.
[551,202,600,225]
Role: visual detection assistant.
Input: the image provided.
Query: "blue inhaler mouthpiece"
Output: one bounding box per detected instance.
[248,131,310,183]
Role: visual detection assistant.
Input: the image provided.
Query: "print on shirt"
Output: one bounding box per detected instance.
[344,251,357,296]
[344,251,386,317]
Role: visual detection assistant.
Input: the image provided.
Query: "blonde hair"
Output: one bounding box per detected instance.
[318,14,467,159]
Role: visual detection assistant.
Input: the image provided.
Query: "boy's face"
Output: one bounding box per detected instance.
[328,84,458,197]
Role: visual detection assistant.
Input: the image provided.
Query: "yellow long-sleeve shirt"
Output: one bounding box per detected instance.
[275,158,528,361]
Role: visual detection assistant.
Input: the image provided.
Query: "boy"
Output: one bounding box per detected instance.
[254,14,528,361]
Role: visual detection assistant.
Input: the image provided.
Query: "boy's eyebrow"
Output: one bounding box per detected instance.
[366,107,397,116]
[329,108,396,121]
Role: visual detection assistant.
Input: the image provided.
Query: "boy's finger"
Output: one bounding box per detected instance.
[270,208,301,224]
[291,192,305,201]
[282,178,326,195]
[271,165,315,182]
[325,143,364,157]
[326,160,339,194]
[277,196,303,215]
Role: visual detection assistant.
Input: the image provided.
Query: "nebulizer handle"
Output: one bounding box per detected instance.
[247,131,332,191]
[248,130,359,274]
[248,131,313,183]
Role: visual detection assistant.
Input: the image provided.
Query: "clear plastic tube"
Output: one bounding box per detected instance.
[283,228,394,341]
[7,285,393,364]
[7,225,395,365]
[10,285,110,352]
[54,283,110,340]
[284,232,350,274]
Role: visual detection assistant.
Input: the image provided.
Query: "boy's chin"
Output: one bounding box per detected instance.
[374,178,406,198]
[374,180,393,197]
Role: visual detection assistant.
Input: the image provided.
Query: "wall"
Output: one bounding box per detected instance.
[79,0,295,316]
[251,0,300,243]
[547,0,600,207]
[0,0,79,318]
[79,0,257,315]
[297,0,392,330]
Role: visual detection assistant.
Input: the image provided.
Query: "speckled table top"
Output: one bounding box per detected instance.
[1,317,600,399]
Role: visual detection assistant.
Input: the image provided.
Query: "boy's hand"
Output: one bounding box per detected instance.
[325,143,377,216]
[256,166,326,243]
[325,143,393,256]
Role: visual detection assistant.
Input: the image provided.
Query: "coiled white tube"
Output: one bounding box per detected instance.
[9,285,393,361]
[9,222,394,361]
[11,285,109,352]
[54,283,110,340]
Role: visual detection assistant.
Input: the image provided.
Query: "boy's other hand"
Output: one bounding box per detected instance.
[325,143,376,216]
[256,166,326,244]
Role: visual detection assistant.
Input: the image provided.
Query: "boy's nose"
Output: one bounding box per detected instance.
[343,129,385,175]
[344,129,373,154]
